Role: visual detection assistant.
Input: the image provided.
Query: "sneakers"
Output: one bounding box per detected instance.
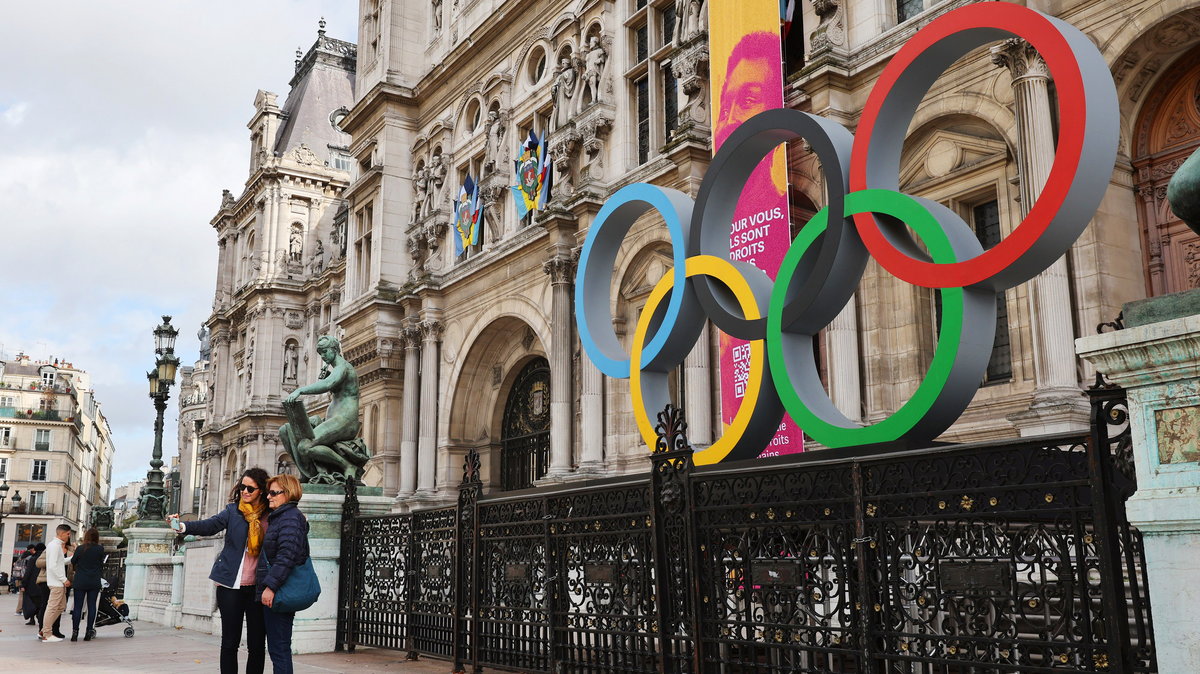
[40,635,63,642]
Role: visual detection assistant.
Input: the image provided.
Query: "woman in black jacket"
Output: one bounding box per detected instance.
[69,527,105,641]
[167,467,270,674]
[258,474,309,674]
[22,543,44,624]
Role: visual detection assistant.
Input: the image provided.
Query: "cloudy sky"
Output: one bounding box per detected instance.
[0,1,357,492]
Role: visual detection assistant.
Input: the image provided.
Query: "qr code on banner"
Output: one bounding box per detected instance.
[732,343,752,398]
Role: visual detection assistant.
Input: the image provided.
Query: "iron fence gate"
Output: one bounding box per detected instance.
[338,382,1156,673]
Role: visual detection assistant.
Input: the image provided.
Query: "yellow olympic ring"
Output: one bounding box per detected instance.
[630,255,766,466]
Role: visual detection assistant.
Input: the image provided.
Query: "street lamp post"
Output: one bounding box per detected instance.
[137,316,180,523]
[0,479,22,524]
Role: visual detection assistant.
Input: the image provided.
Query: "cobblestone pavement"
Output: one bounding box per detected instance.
[0,593,459,673]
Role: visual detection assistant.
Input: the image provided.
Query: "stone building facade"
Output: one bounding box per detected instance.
[195,23,357,515]
[192,0,1200,511]
[0,354,116,575]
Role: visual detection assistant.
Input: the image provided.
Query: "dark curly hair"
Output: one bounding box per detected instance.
[227,467,271,506]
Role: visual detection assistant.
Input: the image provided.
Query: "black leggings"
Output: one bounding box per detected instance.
[215,586,265,674]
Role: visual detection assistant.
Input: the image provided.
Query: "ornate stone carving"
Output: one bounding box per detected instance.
[990,39,1049,81]
[426,153,448,215]
[674,0,708,44]
[291,143,320,165]
[402,326,423,349]
[551,55,579,131]
[484,109,509,175]
[419,319,444,342]
[543,254,577,285]
[810,0,845,55]
[424,220,448,252]
[578,36,608,112]
[672,38,710,131]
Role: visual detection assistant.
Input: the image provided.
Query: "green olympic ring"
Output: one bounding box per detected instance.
[767,189,995,448]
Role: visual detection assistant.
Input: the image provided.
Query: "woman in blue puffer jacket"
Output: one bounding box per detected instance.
[167,467,270,674]
[257,473,309,674]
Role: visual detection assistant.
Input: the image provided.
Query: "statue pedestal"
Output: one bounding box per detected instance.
[1077,310,1200,672]
[291,484,391,654]
[123,526,178,621]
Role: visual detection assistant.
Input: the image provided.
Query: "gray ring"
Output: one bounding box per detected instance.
[689,108,864,340]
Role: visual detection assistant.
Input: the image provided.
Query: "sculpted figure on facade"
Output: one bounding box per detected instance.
[676,0,708,43]
[580,36,608,110]
[278,335,372,483]
[432,0,443,33]
[551,57,578,130]
[426,154,448,215]
[484,110,508,174]
[283,341,299,382]
[289,225,304,264]
[412,165,430,222]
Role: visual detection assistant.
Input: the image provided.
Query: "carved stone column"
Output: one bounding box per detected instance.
[578,356,605,474]
[397,326,422,501]
[683,323,713,445]
[544,254,576,479]
[828,296,861,423]
[415,318,443,497]
[993,39,1089,435]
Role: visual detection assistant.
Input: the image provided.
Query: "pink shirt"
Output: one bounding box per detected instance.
[239,518,266,587]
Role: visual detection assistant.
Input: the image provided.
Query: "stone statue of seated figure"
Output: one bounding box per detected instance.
[279,335,371,484]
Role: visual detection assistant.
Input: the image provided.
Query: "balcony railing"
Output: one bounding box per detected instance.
[34,441,49,451]
[0,381,73,394]
[0,407,65,421]
[8,503,55,516]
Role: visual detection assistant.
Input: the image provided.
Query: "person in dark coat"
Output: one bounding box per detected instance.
[69,527,105,641]
[168,467,270,674]
[22,543,45,625]
[257,474,309,674]
[21,545,42,623]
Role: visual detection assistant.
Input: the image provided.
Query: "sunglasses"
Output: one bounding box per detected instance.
[237,484,260,493]
[267,489,286,497]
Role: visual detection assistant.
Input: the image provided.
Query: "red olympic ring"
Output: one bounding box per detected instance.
[851,2,1115,291]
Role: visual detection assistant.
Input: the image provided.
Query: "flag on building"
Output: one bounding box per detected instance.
[452,174,482,256]
[781,0,796,36]
[511,130,552,219]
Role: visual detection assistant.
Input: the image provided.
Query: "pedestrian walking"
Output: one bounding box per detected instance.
[40,523,74,642]
[259,474,311,674]
[13,545,33,615]
[70,527,105,641]
[167,467,270,674]
[22,543,43,625]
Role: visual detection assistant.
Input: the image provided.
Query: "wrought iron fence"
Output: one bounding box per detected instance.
[101,547,127,598]
[338,382,1156,673]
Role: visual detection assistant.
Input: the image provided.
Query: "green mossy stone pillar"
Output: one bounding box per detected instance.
[288,483,390,654]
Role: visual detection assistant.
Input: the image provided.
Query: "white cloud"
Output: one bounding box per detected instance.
[0,1,359,493]
[2,102,28,126]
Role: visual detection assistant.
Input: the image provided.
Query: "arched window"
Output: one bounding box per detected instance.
[500,358,551,491]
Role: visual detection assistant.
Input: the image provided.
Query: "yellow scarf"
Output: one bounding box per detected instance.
[239,500,266,556]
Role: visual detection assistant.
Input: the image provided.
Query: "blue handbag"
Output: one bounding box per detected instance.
[265,552,321,614]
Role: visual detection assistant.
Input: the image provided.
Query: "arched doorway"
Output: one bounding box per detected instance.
[1134,45,1200,296]
[500,357,551,491]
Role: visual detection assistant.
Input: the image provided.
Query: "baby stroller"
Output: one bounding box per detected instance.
[94,577,135,638]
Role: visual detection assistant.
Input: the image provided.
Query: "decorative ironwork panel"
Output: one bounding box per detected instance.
[692,462,862,673]
[101,547,127,598]
[347,514,412,651]
[476,497,553,671]
[501,358,551,491]
[411,506,458,658]
[550,485,658,674]
[338,388,1156,674]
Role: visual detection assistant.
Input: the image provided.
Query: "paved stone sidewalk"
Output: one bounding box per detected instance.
[0,594,458,673]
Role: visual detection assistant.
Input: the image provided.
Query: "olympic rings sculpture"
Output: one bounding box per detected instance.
[575,3,1118,465]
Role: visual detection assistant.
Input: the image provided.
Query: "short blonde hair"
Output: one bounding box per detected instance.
[269,474,304,503]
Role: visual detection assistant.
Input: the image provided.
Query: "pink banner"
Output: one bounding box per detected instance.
[710,0,803,457]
